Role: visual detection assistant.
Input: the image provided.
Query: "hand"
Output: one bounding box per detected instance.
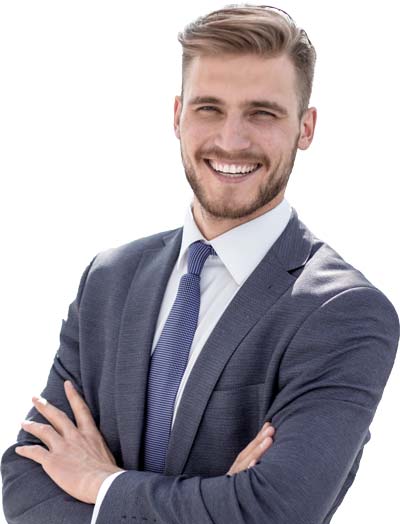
[15,380,124,504]
[226,421,275,476]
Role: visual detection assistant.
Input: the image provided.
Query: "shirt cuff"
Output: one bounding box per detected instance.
[90,471,126,524]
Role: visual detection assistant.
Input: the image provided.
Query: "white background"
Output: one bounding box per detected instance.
[0,1,399,522]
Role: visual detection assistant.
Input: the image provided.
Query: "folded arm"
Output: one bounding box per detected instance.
[1,256,275,524]
[94,287,399,524]
[1,260,96,524]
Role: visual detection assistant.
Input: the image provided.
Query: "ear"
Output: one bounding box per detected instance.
[174,96,182,139]
[297,107,317,150]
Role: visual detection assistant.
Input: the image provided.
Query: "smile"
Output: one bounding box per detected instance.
[204,159,262,180]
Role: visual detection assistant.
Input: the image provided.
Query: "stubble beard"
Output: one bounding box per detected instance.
[181,137,299,221]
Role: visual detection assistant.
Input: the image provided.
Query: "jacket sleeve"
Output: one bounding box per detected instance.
[94,286,399,524]
[1,259,97,524]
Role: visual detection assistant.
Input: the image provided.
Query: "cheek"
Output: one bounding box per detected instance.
[181,123,212,156]
[181,111,221,139]
[257,126,298,154]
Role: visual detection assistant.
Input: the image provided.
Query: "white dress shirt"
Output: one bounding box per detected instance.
[91,198,292,522]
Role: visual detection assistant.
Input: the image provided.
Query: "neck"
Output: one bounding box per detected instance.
[192,193,284,240]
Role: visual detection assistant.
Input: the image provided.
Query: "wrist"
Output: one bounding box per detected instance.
[88,466,125,504]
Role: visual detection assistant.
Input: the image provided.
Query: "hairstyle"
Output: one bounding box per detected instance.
[177,4,316,118]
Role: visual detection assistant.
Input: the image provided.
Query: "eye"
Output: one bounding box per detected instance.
[197,106,219,113]
[253,110,276,117]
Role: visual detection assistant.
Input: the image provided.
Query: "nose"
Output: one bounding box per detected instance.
[214,114,251,152]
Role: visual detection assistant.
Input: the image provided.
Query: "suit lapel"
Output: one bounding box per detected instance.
[114,208,316,473]
[115,228,182,469]
[165,208,316,475]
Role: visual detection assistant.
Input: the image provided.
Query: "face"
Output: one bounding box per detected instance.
[174,53,316,225]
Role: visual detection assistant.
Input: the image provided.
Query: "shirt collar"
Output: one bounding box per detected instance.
[177,198,292,286]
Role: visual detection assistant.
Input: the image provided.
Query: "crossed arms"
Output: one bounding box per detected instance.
[11,380,274,503]
[2,282,399,523]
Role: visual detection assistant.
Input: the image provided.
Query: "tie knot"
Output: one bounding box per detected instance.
[187,241,217,276]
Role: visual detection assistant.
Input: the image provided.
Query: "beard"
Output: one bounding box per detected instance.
[180,136,300,220]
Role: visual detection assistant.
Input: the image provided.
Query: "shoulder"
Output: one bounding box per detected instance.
[275,210,398,338]
[291,225,399,346]
[276,221,400,387]
[89,226,181,274]
[73,227,182,301]
[286,211,390,305]
[297,240,376,297]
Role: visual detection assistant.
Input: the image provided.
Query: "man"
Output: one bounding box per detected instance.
[2,5,399,524]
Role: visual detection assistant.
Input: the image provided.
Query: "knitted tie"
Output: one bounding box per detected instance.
[143,240,217,473]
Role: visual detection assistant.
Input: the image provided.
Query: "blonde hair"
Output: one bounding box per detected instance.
[177,4,316,118]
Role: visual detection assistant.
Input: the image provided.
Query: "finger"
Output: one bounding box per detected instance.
[64,380,96,430]
[255,435,274,458]
[239,435,274,471]
[20,420,62,450]
[247,459,257,469]
[32,395,75,437]
[226,424,275,476]
[238,422,275,460]
[15,444,49,464]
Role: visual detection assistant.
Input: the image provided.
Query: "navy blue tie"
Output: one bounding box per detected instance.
[143,240,217,473]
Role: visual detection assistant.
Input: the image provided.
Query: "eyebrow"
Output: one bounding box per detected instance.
[188,96,289,116]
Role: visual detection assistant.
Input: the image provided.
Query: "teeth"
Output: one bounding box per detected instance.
[209,160,259,175]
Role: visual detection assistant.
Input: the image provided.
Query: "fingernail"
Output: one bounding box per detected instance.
[260,437,271,449]
[262,426,274,438]
[33,396,47,406]
[21,420,33,426]
[65,380,73,389]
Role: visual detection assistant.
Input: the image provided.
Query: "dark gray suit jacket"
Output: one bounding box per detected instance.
[2,208,399,523]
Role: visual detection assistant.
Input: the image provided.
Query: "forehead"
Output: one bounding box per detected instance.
[184,53,298,110]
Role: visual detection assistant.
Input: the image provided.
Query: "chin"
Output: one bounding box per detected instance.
[200,200,260,220]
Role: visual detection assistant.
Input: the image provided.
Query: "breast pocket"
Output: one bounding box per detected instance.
[206,382,263,418]
[185,383,265,476]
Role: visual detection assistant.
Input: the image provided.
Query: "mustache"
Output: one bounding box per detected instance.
[196,147,271,168]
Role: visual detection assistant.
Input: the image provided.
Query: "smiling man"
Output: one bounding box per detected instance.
[176,51,315,238]
[2,5,399,524]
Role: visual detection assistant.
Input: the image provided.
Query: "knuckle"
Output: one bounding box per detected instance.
[59,410,71,422]
[69,429,83,442]
[78,402,91,415]
[80,429,96,442]
[41,424,53,434]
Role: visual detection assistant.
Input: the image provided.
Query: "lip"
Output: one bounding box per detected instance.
[204,159,262,184]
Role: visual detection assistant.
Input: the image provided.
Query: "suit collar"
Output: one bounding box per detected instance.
[176,199,292,286]
[268,207,317,272]
[163,205,316,274]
